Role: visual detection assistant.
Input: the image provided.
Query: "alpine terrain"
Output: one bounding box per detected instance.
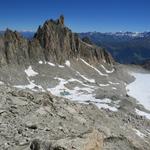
[0,16,150,150]
[79,32,150,64]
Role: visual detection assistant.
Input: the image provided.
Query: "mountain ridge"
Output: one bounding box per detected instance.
[0,16,114,67]
[79,32,150,64]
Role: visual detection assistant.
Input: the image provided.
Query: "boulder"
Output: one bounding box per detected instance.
[30,129,103,150]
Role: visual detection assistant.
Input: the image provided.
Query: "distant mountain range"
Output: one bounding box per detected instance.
[79,32,150,64]
[0,30,35,39]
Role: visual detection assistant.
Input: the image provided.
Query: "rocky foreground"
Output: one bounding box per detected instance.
[0,83,149,150]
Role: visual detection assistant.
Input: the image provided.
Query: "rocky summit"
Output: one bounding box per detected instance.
[0,15,113,66]
[0,16,150,150]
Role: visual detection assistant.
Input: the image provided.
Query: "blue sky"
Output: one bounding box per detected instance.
[0,0,150,32]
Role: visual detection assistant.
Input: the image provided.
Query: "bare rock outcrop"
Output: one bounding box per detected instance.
[30,129,103,150]
[34,16,114,64]
[0,29,29,66]
[0,16,114,66]
[141,59,150,70]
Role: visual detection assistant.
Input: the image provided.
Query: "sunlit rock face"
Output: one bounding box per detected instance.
[35,16,114,64]
[0,16,114,66]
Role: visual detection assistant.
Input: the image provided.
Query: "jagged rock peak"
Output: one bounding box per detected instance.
[82,36,93,45]
[0,15,114,66]
[4,29,22,41]
[40,15,65,28]
[57,15,65,26]
[34,16,114,65]
[34,15,78,63]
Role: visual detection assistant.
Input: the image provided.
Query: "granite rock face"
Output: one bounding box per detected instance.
[35,16,114,64]
[0,16,114,66]
[0,29,29,66]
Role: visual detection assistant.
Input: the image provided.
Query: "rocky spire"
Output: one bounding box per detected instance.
[34,16,114,64]
[0,16,114,66]
[57,15,65,26]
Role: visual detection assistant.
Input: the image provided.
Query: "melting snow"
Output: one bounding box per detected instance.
[103,60,106,63]
[68,78,95,88]
[39,61,43,64]
[25,66,38,77]
[135,109,150,120]
[101,64,115,73]
[96,103,118,111]
[99,83,110,87]
[0,81,4,85]
[47,62,56,67]
[65,60,71,67]
[127,72,150,111]
[76,71,95,83]
[58,65,65,68]
[47,77,118,112]
[14,78,44,92]
[80,59,108,76]
[133,129,145,138]
[47,77,95,101]
[109,81,120,85]
[112,87,117,90]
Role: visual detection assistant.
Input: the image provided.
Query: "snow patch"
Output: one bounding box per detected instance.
[99,83,110,87]
[47,62,56,67]
[47,77,118,112]
[80,59,108,76]
[101,64,115,73]
[14,78,44,92]
[47,77,95,101]
[68,78,95,88]
[65,60,71,67]
[109,81,120,85]
[103,60,106,63]
[96,103,118,111]
[135,109,150,120]
[58,65,65,68]
[39,61,43,64]
[76,71,95,83]
[25,66,38,77]
[0,81,4,85]
[133,129,145,138]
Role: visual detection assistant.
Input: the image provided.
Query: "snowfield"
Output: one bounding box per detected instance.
[135,109,150,120]
[65,60,71,67]
[47,77,118,112]
[25,66,38,77]
[13,61,121,112]
[127,72,150,119]
[127,72,150,111]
